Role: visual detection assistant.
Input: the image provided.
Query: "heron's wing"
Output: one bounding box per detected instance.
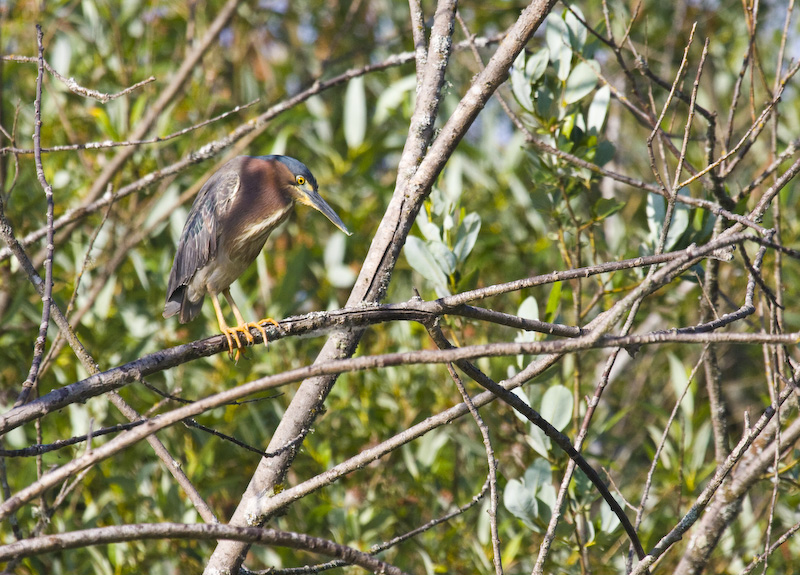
[165,170,241,296]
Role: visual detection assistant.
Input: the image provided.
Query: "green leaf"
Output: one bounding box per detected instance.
[537,482,556,523]
[515,295,539,348]
[374,74,416,125]
[546,14,572,81]
[511,387,533,424]
[402,444,420,480]
[599,493,624,533]
[523,459,552,491]
[51,34,73,78]
[594,140,616,166]
[501,533,525,566]
[571,467,594,504]
[90,106,119,140]
[415,210,442,243]
[691,421,711,472]
[535,84,555,118]
[511,51,534,111]
[94,273,116,321]
[593,197,625,221]
[503,478,538,529]
[129,248,150,289]
[588,84,610,132]
[404,236,448,289]
[518,295,540,321]
[540,384,573,432]
[544,281,562,322]
[416,429,449,467]
[562,112,577,138]
[453,212,481,263]
[526,426,551,458]
[344,75,367,149]
[668,352,694,416]
[526,48,550,83]
[324,234,356,288]
[646,192,690,249]
[444,153,463,205]
[427,240,456,276]
[564,60,599,105]
[564,7,587,52]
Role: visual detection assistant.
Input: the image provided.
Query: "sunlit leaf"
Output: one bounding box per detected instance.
[599,493,624,533]
[427,240,456,276]
[324,234,356,288]
[647,191,690,249]
[415,210,442,243]
[588,84,610,132]
[564,6,587,52]
[51,34,72,77]
[669,352,694,416]
[416,429,449,467]
[546,14,572,81]
[526,426,551,458]
[564,60,600,104]
[540,384,573,432]
[344,75,367,149]
[503,477,538,529]
[404,236,448,288]
[523,458,552,491]
[511,51,534,111]
[511,387,533,424]
[453,212,481,263]
[444,153,463,205]
[374,74,417,125]
[526,48,550,83]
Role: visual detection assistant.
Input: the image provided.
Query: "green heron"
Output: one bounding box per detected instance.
[163,155,351,359]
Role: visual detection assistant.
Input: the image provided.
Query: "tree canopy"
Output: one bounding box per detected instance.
[2,1,800,574]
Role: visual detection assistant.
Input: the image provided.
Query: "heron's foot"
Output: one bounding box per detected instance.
[221,320,280,360]
[256,317,281,347]
[221,327,247,361]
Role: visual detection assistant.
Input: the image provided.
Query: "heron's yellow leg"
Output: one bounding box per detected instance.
[223,289,270,348]
[212,294,243,360]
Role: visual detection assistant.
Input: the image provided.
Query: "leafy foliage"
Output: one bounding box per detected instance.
[2,1,800,574]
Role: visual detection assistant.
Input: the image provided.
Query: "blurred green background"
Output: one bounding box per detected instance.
[2,1,800,573]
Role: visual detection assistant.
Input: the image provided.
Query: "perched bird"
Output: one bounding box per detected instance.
[163,155,351,358]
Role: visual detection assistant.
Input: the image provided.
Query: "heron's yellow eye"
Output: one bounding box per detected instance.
[296,175,306,186]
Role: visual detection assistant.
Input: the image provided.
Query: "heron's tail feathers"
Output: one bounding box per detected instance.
[163,286,204,324]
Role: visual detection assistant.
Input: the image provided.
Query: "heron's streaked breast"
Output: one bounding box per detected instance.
[233,202,293,253]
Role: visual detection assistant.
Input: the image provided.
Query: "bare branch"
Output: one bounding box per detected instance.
[0,523,408,575]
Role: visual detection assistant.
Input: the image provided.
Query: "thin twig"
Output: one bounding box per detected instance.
[1,54,155,102]
[18,25,56,407]
[431,315,503,575]
[0,99,259,155]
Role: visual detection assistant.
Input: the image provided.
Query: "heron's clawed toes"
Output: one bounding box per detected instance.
[221,327,246,361]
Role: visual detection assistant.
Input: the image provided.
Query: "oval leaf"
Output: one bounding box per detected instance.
[564,60,599,105]
[344,75,367,149]
[540,384,573,432]
[454,212,481,263]
[546,14,572,81]
[404,236,448,287]
[587,84,610,132]
[427,240,456,276]
[512,51,534,112]
[523,459,552,492]
[526,48,550,83]
[564,7,587,52]
[503,478,538,529]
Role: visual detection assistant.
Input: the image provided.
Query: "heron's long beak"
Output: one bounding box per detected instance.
[297,187,352,236]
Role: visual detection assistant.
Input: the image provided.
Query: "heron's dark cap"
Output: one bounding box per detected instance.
[251,155,318,190]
